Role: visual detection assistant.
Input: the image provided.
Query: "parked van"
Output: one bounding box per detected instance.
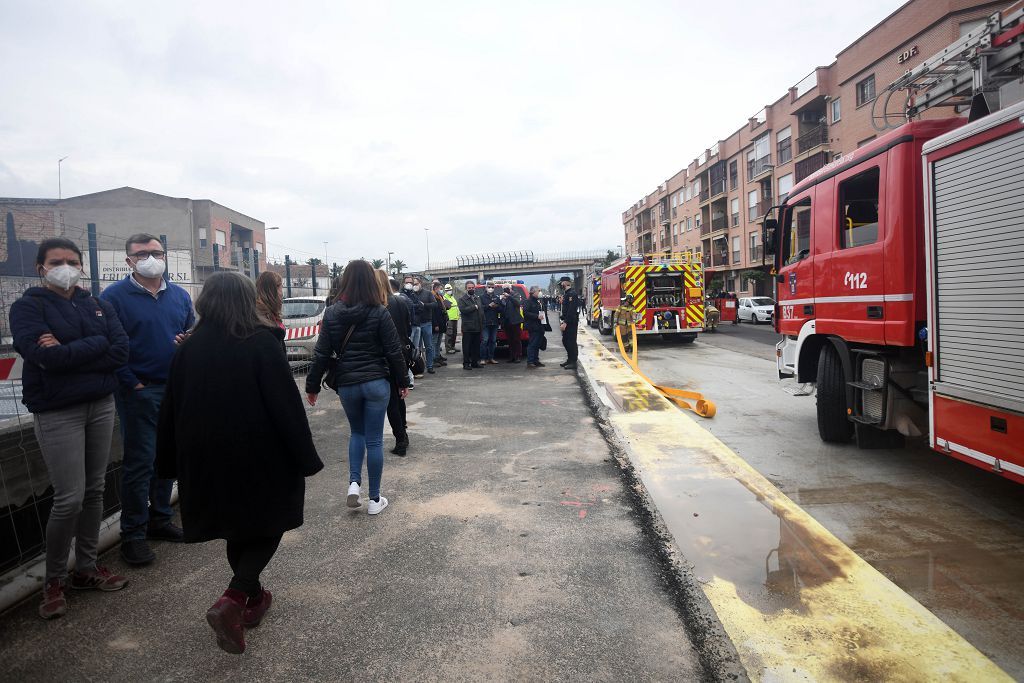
[282,295,328,361]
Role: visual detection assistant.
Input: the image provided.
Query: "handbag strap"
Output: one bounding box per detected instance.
[334,308,372,358]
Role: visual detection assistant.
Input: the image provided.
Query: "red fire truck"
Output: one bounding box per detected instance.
[597,251,705,343]
[769,4,1023,482]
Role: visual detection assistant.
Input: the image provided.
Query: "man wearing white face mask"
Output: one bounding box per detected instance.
[101,233,195,566]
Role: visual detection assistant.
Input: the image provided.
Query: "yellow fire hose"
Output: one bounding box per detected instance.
[614,322,717,418]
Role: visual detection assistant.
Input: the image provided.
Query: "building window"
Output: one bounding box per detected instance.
[731,198,739,227]
[856,75,875,106]
[686,217,692,231]
[198,227,208,249]
[672,194,677,208]
[255,241,264,258]
[747,189,759,221]
[685,185,692,201]
[726,277,736,292]
[831,98,841,122]
[839,167,880,249]
[215,229,227,247]
[777,173,793,202]
[732,236,741,264]
[729,160,738,191]
[749,232,761,262]
[858,136,876,148]
[777,126,792,165]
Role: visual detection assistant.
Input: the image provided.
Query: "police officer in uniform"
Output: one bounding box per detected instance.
[558,276,580,370]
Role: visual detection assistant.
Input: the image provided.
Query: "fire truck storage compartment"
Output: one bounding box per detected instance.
[930,118,1024,413]
[647,274,683,307]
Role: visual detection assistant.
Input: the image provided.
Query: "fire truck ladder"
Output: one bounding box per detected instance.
[872,2,1024,130]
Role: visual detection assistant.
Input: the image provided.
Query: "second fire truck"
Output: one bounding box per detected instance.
[596,251,706,343]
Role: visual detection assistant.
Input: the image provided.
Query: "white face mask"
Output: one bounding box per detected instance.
[134,256,166,279]
[404,283,413,291]
[43,264,82,291]
[413,285,421,292]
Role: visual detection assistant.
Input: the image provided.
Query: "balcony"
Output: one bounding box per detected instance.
[711,251,730,268]
[708,179,727,201]
[795,151,829,183]
[699,222,709,236]
[750,245,764,262]
[747,156,773,181]
[797,125,828,154]
[750,197,774,223]
[660,214,670,226]
[699,187,710,203]
[710,216,728,232]
[703,254,711,269]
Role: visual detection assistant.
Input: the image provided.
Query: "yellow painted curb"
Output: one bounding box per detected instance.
[578,327,1009,682]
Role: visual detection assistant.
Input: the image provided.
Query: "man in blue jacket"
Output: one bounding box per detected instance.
[101,234,195,565]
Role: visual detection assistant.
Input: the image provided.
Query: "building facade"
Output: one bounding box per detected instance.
[622,0,1016,296]
[0,186,268,285]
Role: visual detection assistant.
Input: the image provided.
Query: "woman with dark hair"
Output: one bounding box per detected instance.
[156,271,323,654]
[9,238,130,620]
[305,260,409,514]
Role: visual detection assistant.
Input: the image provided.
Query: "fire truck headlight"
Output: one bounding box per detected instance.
[662,311,674,321]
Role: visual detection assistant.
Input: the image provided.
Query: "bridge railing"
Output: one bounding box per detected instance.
[431,249,615,272]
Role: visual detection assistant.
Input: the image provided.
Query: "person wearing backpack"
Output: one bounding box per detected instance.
[306,260,409,515]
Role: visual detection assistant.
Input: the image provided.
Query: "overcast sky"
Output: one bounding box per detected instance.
[0,0,901,270]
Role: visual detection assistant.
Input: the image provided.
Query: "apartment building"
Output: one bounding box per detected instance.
[622,0,1013,296]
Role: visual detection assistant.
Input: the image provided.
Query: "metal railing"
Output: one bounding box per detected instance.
[711,216,728,231]
[750,245,764,261]
[797,125,828,154]
[709,179,727,198]
[431,249,614,272]
[795,151,829,183]
[699,222,710,236]
[699,188,710,203]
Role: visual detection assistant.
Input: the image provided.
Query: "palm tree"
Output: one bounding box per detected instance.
[306,257,322,267]
[370,258,385,269]
[390,259,407,277]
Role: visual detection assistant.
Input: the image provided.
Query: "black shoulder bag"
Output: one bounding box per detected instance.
[322,310,370,390]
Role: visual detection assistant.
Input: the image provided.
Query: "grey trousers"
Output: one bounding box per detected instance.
[33,395,116,582]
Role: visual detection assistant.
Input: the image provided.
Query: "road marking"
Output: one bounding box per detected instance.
[578,327,1010,682]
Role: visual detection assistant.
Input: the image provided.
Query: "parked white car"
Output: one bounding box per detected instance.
[282,296,327,361]
[738,297,775,324]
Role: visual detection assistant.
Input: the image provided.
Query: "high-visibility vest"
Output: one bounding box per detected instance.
[444,293,460,320]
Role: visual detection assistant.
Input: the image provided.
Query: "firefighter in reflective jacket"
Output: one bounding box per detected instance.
[558,276,580,370]
[443,284,459,354]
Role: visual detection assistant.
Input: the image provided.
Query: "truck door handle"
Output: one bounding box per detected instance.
[867,306,883,319]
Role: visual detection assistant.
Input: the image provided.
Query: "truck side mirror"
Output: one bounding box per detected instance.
[763,218,778,256]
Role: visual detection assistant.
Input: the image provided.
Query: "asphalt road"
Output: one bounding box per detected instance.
[591,322,1024,679]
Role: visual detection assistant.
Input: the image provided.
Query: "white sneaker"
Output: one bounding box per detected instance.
[368,496,389,515]
[347,482,361,508]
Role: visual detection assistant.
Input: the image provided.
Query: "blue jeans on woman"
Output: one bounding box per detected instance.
[338,378,391,500]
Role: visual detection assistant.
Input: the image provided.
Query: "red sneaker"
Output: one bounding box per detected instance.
[242,589,273,628]
[70,566,129,592]
[206,591,246,654]
[39,579,67,620]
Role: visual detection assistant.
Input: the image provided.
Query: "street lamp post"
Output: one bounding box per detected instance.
[58,156,69,199]
[424,228,430,273]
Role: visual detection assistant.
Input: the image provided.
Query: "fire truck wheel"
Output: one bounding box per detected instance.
[816,344,853,443]
[598,313,612,336]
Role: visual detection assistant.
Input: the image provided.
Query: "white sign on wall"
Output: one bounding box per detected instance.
[82,250,194,283]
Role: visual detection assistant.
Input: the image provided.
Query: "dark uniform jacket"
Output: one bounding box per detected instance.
[402,290,423,326]
[156,325,323,542]
[560,287,581,324]
[386,293,411,341]
[457,292,484,333]
[306,302,409,392]
[503,292,525,325]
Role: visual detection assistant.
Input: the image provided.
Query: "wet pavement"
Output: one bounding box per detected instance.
[0,336,710,682]
[588,326,1024,680]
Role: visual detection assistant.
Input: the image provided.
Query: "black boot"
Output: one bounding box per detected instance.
[391,438,409,456]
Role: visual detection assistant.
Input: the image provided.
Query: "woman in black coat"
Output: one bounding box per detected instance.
[156,271,323,655]
[305,260,409,516]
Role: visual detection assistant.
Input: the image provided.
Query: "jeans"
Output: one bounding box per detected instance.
[226,534,282,597]
[527,329,543,364]
[445,320,458,352]
[115,385,175,541]
[34,396,116,581]
[338,378,390,500]
[417,321,434,370]
[409,323,421,351]
[480,324,499,361]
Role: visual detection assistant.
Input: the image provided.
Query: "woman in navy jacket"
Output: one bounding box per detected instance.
[9,238,131,620]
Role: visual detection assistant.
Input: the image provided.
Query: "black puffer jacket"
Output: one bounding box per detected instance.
[306,302,409,393]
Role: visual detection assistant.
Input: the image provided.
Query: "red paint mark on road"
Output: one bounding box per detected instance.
[579,510,587,520]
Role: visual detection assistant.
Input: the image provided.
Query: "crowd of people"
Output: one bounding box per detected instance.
[8,235,582,655]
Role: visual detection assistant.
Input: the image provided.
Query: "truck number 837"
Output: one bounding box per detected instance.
[844,272,868,289]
